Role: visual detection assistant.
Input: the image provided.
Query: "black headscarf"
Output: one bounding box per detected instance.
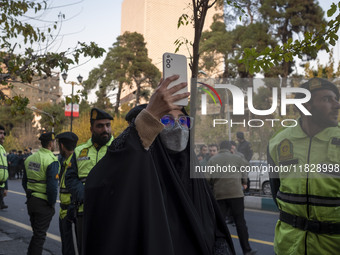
[83,106,235,255]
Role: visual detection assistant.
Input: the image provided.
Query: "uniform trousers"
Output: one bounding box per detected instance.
[27,196,55,255]
[59,216,76,255]
[75,215,83,254]
[217,197,252,254]
[0,188,5,208]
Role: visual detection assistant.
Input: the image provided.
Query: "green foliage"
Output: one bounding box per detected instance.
[0,0,105,110]
[241,0,336,75]
[3,132,22,151]
[35,102,68,134]
[0,104,39,150]
[0,104,34,131]
[200,14,277,78]
[176,0,245,78]
[85,32,160,111]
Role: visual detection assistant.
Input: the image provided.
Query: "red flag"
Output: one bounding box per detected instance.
[65,103,79,117]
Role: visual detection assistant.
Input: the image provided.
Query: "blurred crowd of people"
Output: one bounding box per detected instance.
[7,148,32,179]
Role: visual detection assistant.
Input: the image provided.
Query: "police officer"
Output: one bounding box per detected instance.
[23,132,59,255]
[268,77,340,255]
[56,132,78,255]
[0,124,9,209]
[65,108,113,254]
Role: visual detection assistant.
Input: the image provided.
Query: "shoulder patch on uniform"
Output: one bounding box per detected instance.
[79,148,89,158]
[278,139,294,162]
[331,137,340,146]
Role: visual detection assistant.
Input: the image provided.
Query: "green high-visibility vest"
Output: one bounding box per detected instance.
[76,136,113,213]
[24,147,58,201]
[59,153,73,219]
[0,144,8,188]
[269,121,340,255]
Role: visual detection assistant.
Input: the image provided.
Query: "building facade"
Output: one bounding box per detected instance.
[120,0,221,105]
[10,75,62,106]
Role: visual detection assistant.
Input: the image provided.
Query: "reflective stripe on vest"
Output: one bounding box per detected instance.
[60,187,69,194]
[28,178,47,184]
[277,191,340,207]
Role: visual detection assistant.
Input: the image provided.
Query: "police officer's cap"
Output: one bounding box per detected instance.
[39,132,55,142]
[90,108,113,124]
[296,77,339,100]
[56,132,78,143]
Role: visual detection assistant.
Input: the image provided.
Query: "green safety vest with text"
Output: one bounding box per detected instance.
[0,145,8,188]
[76,136,113,213]
[59,153,74,219]
[24,148,58,201]
[268,122,340,255]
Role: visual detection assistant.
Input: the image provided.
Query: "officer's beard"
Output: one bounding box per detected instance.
[92,132,111,147]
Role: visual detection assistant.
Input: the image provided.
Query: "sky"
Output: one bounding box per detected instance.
[35,0,339,102]
[38,0,124,102]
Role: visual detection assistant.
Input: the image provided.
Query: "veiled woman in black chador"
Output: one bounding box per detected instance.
[83,76,235,255]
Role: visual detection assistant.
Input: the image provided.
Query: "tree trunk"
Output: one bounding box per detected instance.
[114,82,123,115]
[135,81,141,106]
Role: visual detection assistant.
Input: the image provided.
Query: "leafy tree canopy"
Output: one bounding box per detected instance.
[84,32,160,112]
[241,1,339,74]
[0,0,105,111]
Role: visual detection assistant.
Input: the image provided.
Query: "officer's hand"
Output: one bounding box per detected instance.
[3,190,7,197]
[146,75,190,120]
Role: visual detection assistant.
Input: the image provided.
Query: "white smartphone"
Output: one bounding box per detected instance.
[162,52,188,106]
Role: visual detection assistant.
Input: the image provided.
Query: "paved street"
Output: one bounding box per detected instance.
[0,179,277,255]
